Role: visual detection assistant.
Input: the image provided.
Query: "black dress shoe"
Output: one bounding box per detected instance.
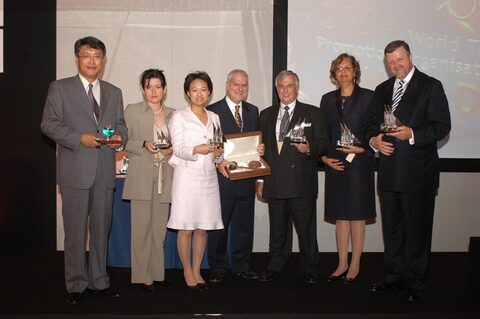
[259,270,279,282]
[370,282,404,294]
[154,280,171,288]
[198,282,209,290]
[66,292,82,305]
[209,273,225,283]
[141,283,155,293]
[304,273,318,284]
[405,288,424,302]
[327,270,348,283]
[86,287,120,298]
[186,284,204,291]
[235,270,259,280]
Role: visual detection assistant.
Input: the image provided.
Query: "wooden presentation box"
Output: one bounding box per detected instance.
[224,131,271,181]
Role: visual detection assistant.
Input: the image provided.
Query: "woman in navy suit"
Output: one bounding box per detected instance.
[319,53,376,284]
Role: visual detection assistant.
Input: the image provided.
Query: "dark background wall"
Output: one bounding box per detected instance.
[0,0,56,251]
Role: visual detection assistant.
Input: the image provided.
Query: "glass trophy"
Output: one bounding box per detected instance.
[98,124,117,144]
[102,124,114,140]
[154,130,171,150]
[380,105,399,132]
[286,118,310,145]
[289,118,307,145]
[336,122,360,147]
[209,124,224,149]
[120,156,129,174]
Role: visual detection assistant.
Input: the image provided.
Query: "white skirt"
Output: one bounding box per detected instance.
[167,166,223,230]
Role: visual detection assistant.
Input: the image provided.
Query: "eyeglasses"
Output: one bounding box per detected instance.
[335,66,353,73]
[77,54,104,61]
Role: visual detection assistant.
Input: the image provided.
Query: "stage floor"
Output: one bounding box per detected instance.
[0,252,478,318]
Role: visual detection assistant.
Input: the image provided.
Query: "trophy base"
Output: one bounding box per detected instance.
[290,139,307,145]
[380,124,398,133]
[155,144,171,150]
[98,139,119,145]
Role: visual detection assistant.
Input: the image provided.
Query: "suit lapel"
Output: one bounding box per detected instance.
[220,99,240,133]
[99,80,108,122]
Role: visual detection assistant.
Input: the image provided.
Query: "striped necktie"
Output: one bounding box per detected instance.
[88,83,100,119]
[391,80,405,112]
[279,105,290,141]
[234,104,243,130]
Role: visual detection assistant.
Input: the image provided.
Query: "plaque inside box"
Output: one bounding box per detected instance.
[223,131,271,181]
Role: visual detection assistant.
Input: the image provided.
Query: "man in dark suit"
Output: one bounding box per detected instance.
[367,40,451,302]
[207,69,261,283]
[256,70,327,284]
[41,36,127,305]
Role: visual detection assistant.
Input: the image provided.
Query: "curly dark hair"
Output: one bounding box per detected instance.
[329,53,361,87]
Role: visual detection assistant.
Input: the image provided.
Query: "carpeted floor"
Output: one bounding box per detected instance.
[0,252,478,318]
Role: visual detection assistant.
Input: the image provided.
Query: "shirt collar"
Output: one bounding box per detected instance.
[225,95,242,112]
[78,73,99,90]
[397,66,415,85]
[280,100,296,113]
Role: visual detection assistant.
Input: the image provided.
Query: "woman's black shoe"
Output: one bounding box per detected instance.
[142,283,155,293]
[343,275,358,285]
[327,270,348,282]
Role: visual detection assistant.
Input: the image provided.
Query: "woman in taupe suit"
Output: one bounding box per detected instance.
[122,69,174,293]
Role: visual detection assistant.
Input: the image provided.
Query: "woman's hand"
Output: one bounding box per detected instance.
[213,146,224,159]
[144,141,159,154]
[159,146,173,156]
[193,143,215,155]
[321,156,345,171]
[335,145,365,154]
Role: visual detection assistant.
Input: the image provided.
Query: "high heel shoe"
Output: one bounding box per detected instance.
[186,283,204,291]
[343,273,359,285]
[327,270,348,282]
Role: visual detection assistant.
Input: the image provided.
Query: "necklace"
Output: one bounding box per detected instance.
[152,105,163,115]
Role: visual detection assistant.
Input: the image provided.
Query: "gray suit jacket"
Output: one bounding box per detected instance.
[122,101,174,202]
[41,75,128,189]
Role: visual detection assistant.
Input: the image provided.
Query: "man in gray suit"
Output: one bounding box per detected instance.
[41,36,127,305]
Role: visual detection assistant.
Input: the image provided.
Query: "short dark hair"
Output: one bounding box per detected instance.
[74,36,106,56]
[384,40,410,55]
[329,53,361,86]
[183,71,213,97]
[139,69,167,89]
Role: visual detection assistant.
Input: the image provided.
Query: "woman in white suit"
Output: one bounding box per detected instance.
[122,69,174,293]
[168,71,224,290]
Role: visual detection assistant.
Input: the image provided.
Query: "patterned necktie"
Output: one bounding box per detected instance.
[88,83,100,119]
[391,80,405,112]
[279,105,290,141]
[234,104,243,130]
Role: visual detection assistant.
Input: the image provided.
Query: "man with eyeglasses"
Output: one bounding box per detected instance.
[41,36,127,305]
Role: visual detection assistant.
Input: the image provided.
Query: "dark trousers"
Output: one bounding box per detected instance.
[379,189,436,291]
[266,196,320,274]
[208,192,255,273]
